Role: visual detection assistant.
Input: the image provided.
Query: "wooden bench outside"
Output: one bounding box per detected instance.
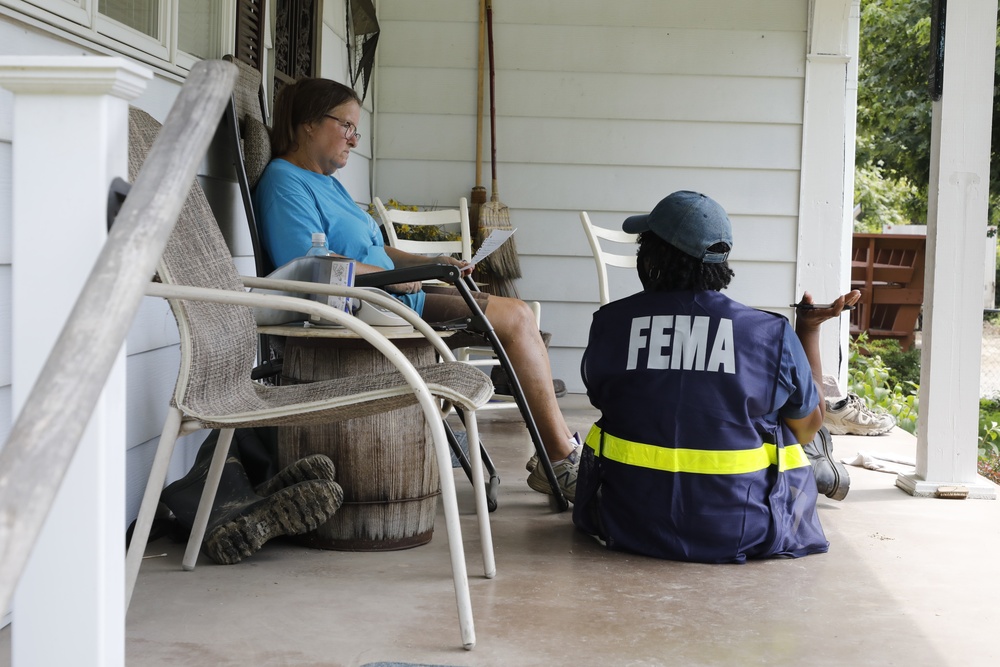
[850,233,926,350]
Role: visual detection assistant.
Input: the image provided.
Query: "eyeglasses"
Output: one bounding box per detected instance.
[324,114,361,141]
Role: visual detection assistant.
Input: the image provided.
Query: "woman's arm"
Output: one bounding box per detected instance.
[345,256,422,295]
[384,247,473,277]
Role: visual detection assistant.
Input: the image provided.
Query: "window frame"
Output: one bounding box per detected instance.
[94,0,172,62]
[0,0,236,76]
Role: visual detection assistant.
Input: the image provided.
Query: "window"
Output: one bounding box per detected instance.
[1,0,236,73]
[100,0,160,37]
[97,0,169,60]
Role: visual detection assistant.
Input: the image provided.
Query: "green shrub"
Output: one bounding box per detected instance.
[847,335,1000,462]
[854,337,921,388]
[847,333,919,434]
[979,398,1000,459]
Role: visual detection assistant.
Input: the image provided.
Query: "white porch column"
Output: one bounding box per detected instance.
[897,0,998,499]
[0,57,151,665]
[797,0,860,387]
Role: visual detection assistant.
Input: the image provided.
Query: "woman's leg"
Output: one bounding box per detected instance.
[483,296,576,461]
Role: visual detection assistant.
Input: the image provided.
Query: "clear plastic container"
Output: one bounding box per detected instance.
[306,232,328,256]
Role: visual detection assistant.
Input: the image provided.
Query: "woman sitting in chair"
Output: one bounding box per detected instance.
[253,77,581,502]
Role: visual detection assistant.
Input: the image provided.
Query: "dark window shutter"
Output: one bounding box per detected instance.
[235,0,266,70]
[274,0,317,91]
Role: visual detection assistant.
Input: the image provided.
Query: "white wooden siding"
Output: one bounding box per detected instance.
[373,0,809,392]
[382,0,807,32]
[1,80,11,450]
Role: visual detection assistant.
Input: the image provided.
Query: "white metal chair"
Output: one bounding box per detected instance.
[375,196,474,263]
[373,196,541,402]
[373,197,569,509]
[124,107,494,650]
[580,210,639,305]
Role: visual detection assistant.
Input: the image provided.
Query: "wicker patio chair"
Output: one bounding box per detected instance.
[124,107,494,649]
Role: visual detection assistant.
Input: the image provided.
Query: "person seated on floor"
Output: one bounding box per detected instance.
[573,190,858,564]
[252,76,581,501]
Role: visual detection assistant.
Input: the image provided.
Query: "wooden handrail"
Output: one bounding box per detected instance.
[0,60,238,612]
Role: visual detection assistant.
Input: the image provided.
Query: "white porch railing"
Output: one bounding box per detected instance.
[0,58,237,665]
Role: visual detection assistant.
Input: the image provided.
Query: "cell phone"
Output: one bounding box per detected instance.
[790,302,855,311]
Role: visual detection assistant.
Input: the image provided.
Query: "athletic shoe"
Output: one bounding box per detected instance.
[526,441,581,502]
[824,393,896,436]
[524,433,581,472]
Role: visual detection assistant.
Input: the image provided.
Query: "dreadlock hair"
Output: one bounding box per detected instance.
[270,78,362,157]
[636,231,734,292]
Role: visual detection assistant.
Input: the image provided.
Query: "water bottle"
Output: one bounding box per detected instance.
[306,232,328,256]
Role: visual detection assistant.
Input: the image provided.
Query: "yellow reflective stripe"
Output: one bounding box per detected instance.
[584,426,810,474]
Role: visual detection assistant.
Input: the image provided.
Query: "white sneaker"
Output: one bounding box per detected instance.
[524,433,580,473]
[525,441,581,502]
[825,393,895,436]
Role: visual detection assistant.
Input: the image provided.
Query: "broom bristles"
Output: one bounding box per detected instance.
[477,186,522,281]
[475,265,520,298]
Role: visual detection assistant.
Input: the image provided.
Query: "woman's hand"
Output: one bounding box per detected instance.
[793,290,861,332]
[384,247,474,277]
[434,254,474,277]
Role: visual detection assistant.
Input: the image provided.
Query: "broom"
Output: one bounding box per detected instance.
[476,0,521,297]
[469,0,487,239]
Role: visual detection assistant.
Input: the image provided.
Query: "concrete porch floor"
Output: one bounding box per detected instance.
[6,394,1000,666]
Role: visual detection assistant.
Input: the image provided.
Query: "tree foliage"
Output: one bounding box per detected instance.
[854,162,920,232]
[855,0,1000,227]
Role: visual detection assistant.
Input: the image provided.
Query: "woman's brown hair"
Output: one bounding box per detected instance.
[270,78,362,157]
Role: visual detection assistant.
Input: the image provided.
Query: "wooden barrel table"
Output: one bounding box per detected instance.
[261,324,443,551]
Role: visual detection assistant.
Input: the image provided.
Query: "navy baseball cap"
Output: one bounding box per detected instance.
[623,191,733,263]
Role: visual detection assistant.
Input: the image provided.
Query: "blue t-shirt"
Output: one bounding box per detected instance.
[253,159,425,314]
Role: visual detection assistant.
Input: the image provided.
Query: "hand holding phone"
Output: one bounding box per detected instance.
[790,302,855,311]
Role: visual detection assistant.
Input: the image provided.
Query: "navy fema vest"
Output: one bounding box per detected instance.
[574,289,828,563]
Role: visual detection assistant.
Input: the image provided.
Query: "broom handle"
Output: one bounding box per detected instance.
[486,0,498,187]
[476,0,486,187]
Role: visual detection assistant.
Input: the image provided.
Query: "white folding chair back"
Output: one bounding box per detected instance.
[372,199,566,505]
[580,211,638,305]
[375,197,539,410]
[374,197,473,262]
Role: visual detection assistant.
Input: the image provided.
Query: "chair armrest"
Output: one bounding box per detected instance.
[353,263,462,287]
[146,282,465,417]
[239,276,456,361]
[146,283,485,436]
[353,265,491,334]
